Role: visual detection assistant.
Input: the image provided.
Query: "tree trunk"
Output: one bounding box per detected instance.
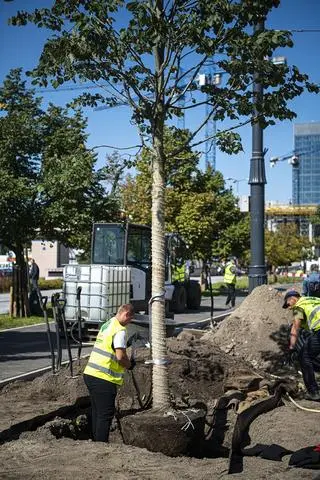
[151,0,171,412]
[151,141,171,411]
[12,246,30,318]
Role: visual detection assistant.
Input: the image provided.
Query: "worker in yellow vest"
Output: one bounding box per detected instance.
[83,304,135,442]
[172,261,186,283]
[283,290,320,401]
[224,257,237,309]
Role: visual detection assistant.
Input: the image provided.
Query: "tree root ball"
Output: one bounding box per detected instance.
[120,409,206,457]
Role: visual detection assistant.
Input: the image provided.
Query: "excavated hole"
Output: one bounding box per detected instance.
[3,400,232,460]
[43,407,92,441]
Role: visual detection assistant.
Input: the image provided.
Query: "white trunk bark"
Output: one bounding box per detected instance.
[151,144,171,411]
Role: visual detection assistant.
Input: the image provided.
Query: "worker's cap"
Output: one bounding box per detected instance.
[282,290,301,309]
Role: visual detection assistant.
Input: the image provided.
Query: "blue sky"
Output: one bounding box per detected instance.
[0,0,319,203]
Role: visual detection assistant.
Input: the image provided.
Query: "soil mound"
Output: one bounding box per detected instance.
[203,285,293,370]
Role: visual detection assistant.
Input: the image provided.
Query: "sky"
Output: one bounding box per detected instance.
[0,0,319,203]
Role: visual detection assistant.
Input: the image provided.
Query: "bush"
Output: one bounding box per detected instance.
[38,278,63,290]
[0,276,63,293]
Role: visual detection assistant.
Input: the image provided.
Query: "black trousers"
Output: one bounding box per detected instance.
[84,373,118,442]
[298,331,320,394]
[225,283,236,307]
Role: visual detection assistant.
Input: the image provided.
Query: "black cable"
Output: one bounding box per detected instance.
[52,294,62,371]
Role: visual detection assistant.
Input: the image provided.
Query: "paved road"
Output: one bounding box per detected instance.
[0,289,61,315]
[0,291,242,382]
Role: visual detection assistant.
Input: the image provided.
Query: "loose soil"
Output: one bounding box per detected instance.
[1,285,320,479]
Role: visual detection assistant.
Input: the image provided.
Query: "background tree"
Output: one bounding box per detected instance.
[121,128,247,262]
[12,0,319,412]
[212,214,250,264]
[310,207,320,255]
[0,69,118,316]
[166,169,246,260]
[265,223,312,269]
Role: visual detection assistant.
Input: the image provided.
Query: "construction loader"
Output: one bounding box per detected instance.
[63,222,201,339]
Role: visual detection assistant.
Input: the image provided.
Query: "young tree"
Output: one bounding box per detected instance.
[0,69,118,316]
[11,0,318,410]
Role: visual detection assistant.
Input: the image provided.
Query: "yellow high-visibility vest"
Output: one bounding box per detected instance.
[172,264,186,283]
[224,262,236,285]
[293,297,320,332]
[84,317,127,385]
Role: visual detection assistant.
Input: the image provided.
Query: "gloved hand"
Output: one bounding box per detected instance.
[284,348,297,367]
[128,358,136,371]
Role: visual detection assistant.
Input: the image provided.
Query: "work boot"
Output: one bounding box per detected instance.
[304,391,320,401]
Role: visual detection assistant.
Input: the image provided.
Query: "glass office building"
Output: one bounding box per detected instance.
[293,123,320,205]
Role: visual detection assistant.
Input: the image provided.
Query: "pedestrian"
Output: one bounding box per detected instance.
[83,303,135,442]
[29,258,40,290]
[295,267,304,278]
[224,257,237,309]
[302,264,320,297]
[283,290,320,401]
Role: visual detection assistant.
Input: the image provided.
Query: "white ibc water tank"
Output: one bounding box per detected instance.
[63,264,131,323]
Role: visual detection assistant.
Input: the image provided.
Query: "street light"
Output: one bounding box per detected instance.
[270,152,300,167]
[248,19,287,293]
[248,19,267,293]
[226,177,249,194]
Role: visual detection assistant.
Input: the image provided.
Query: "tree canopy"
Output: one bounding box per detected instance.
[265,223,312,268]
[10,0,318,153]
[0,69,118,260]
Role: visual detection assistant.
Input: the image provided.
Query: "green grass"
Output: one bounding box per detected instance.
[202,274,303,297]
[272,275,303,285]
[203,276,249,297]
[0,314,50,330]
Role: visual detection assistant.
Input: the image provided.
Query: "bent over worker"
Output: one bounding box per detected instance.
[283,290,320,401]
[83,304,135,442]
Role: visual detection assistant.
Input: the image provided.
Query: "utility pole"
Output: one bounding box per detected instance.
[248,19,267,293]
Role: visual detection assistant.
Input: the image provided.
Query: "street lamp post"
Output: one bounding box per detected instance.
[248,19,267,293]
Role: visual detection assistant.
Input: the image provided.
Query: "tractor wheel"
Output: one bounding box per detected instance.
[186,281,201,310]
[171,285,187,314]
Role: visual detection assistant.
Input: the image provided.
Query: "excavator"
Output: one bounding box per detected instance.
[62,222,201,339]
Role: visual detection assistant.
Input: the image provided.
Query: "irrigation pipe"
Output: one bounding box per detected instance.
[285,393,320,413]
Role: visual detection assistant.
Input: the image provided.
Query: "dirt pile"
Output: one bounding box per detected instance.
[113,330,260,415]
[203,285,293,371]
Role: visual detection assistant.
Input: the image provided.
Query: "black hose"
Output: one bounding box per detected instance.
[76,286,82,365]
[206,264,214,326]
[228,384,284,474]
[58,299,74,377]
[36,288,55,374]
[52,294,62,371]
